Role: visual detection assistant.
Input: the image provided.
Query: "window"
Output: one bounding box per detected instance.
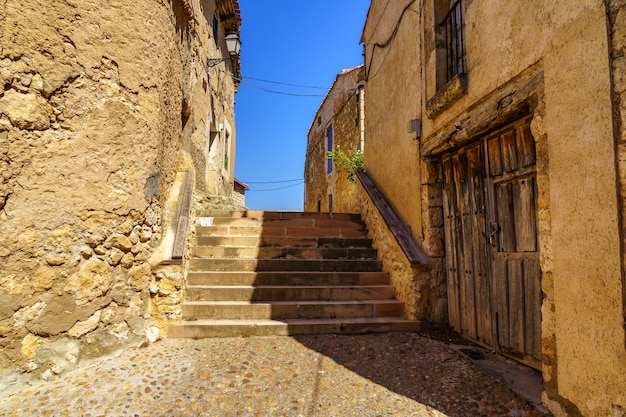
[427,0,467,118]
[326,125,333,174]
[224,135,230,170]
[440,0,466,83]
[212,15,219,46]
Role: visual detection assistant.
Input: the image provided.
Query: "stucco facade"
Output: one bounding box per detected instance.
[361,0,626,415]
[0,0,240,383]
[304,66,364,214]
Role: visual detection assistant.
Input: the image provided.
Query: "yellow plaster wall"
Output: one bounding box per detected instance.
[362,0,424,238]
[364,0,626,414]
[542,5,626,415]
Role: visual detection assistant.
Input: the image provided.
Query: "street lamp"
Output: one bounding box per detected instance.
[225,33,241,55]
[206,33,241,67]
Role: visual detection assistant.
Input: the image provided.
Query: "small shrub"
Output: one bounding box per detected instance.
[326,147,364,183]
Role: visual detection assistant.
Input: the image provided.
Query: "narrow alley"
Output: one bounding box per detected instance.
[0,332,549,417]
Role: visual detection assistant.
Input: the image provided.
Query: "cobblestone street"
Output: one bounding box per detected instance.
[0,332,551,417]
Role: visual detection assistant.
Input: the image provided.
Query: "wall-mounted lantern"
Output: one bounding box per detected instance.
[225,33,241,56]
[206,33,241,67]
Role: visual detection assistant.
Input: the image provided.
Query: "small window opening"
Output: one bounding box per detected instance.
[327,125,333,174]
[440,0,466,83]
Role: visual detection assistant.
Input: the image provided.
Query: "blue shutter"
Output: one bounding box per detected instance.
[327,125,333,174]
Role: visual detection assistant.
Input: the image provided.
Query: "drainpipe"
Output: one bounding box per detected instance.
[357,82,365,152]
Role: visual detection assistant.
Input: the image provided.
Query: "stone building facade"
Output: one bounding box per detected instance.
[0,0,241,383]
[360,0,626,415]
[304,66,364,213]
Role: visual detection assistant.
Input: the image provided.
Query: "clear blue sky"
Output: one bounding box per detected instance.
[234,1,370,211]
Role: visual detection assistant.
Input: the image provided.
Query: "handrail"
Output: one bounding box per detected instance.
[356,170,429,267]
[172,171,194,260]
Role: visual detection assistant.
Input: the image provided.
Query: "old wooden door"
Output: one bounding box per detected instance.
[442,116,541,368]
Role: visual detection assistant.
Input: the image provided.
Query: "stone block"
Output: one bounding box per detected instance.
[104,234,133,252]
[128,263,152,291]
[68,311,101,338]
[63,259,113,306]
[0,90,51,130]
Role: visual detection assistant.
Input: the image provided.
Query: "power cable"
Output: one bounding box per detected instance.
[364,0,417,81]
[244,178,304,184]
[239,79,325,97]
[247,181,305,192]
[242,76,328,90]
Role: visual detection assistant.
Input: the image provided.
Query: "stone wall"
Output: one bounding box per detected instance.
[355,176,448,325]
[304,67,363,213]
[0,0,240,386]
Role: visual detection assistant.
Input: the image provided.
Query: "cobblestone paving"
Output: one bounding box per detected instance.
[0,333,550,417]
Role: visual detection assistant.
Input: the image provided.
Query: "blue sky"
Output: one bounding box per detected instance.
[234,1,370,211]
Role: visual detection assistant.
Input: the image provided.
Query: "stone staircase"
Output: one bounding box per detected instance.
[168,210,422,338]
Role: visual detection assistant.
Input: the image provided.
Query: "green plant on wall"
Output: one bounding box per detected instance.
[326,146,364,183]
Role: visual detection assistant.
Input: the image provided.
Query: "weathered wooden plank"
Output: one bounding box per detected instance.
[516,120,536,168]
[356,171,429,267]
[488,136,503,177]
[494,252,540,260]
[525,259,542,361]
[468,144,492,345]
[514,177,538,252]
[442,158,461,332]
[493,258,509,349]
[456,151,478,339]
[496,182,517,252]
[501,130,518,173]
[420,65,543,158]
[508,259,525,355]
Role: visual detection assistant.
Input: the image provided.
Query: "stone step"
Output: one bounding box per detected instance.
[168,317,425,338]
[199,216,365,228]
[194,236,373,248]
[191,246,378,260]
[195,225,368,239]
[188,258,383,272]
[186,271,392,286]
[184,285,396,302]
[199,210,362,221]
[168,210,418,339]
[181,300,404,320]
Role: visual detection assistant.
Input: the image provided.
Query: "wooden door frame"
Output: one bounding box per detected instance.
[442,115,542,369]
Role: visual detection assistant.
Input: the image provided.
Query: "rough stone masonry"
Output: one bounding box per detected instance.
[0,0,240,385]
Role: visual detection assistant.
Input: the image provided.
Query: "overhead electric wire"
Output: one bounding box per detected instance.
[244,178,303,184]
[364,0,417,81]
[242,75,328,90]
[239,79,325,97]
[247,181,305,192]
[227,71,361,98]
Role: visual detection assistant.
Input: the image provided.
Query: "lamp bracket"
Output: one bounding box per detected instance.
[206,57,232,68]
